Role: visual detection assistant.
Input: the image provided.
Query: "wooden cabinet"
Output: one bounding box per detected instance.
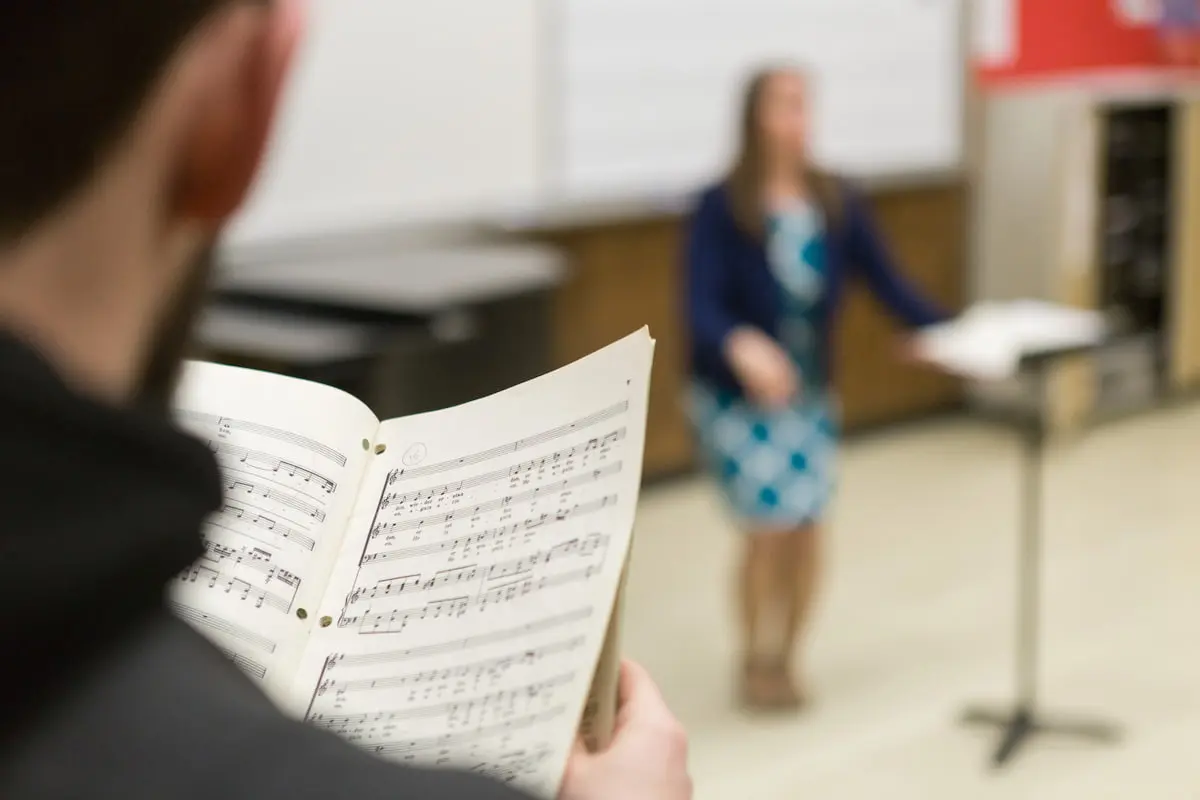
[525,218,693,479]
[509,178,968,479]
[1060,98,1200,424]
[977,90,1200,430]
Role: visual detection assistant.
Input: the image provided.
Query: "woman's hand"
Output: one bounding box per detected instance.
[893,334,921,364]
[894,334,933,368]
[559,661,693,800]
[724,327,798,409]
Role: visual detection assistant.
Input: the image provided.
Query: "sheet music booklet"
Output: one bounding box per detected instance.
[170,329,654,797]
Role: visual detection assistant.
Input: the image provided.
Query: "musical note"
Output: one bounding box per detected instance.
[223,478,326,522]
[371,464,622,537]
[360,497,616,565]
[207,440,338,494]
[310,672,576,731]
[214,503,317,552]
[385,402,628,482]
[348,536,606,604]
[369,708,568,757]
[381,429,626,507]
[179,410,348,467]
[179,559,302,614]
[201,539,276,570]
[323,607,593,670]
[317,636,585,696]
[341,564,602,634]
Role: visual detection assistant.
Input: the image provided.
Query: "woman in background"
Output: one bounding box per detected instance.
[685,65,945,711]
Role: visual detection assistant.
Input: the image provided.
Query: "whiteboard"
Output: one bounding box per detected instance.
[226,0,541,249]
[554,0,964,200]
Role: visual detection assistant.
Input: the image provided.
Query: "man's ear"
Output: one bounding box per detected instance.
[174,0,306,225]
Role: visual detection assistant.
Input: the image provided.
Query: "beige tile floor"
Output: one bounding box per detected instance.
[623,403,1200,800]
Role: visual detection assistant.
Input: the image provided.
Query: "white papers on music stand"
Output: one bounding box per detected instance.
[914,301,1108,381]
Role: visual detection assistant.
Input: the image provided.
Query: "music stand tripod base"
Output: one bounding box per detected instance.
[961,705,1121,768]
[958,347,1122,769]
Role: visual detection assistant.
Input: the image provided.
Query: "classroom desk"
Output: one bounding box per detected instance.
[215,244,564,318]
[207,244,567,420]
[197,304,389,365]
[194,304,401,403]
[489,173,968,478]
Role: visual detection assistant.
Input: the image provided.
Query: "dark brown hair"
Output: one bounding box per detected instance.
[725,65,843,241]
[0,1,224,242]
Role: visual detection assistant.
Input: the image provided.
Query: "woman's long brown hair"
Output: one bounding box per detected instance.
[725,65,843,241]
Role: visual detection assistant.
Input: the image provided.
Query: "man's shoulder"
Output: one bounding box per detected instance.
[0,613,531,800]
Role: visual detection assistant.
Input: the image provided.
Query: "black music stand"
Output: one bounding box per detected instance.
[957,342,1122,768]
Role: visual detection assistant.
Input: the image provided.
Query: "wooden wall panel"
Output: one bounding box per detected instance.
[1047,105,1103,432]
[836,185,967,428]
[537,220,693,478]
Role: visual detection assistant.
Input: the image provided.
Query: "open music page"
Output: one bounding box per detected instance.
[289,328,654,796]
[914,301,1108,381]
[173,365,379,704]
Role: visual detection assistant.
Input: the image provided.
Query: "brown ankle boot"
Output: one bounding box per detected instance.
[767,658,805,711]
[740,657,803,712]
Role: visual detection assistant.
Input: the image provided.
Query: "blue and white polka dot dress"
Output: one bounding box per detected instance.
[689,202,838,528]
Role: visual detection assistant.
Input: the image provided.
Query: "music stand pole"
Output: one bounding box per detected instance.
[960,349,1121,768]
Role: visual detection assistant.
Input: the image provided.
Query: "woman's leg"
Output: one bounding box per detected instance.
[778,522,821,698]
[739,531,781,661]
[738,528,795,708]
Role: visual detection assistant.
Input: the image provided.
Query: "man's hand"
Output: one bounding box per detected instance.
[559,661,692,800]
[724,327,798,409]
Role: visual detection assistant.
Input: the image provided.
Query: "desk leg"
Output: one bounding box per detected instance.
[960,398,1121,768]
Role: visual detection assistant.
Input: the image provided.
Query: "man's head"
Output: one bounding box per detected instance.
[0,0,304,406]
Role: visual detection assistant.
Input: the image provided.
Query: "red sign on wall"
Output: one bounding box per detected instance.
[978,0,1169,86]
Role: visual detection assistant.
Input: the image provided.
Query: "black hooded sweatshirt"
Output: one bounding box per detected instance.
[0,333,530,799]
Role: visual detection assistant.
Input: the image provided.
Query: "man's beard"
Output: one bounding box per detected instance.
[134,243,218,415]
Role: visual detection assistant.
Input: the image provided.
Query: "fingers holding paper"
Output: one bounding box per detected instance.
[559,660,692,800]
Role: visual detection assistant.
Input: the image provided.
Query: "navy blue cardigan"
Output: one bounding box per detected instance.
[685,181,946,394]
